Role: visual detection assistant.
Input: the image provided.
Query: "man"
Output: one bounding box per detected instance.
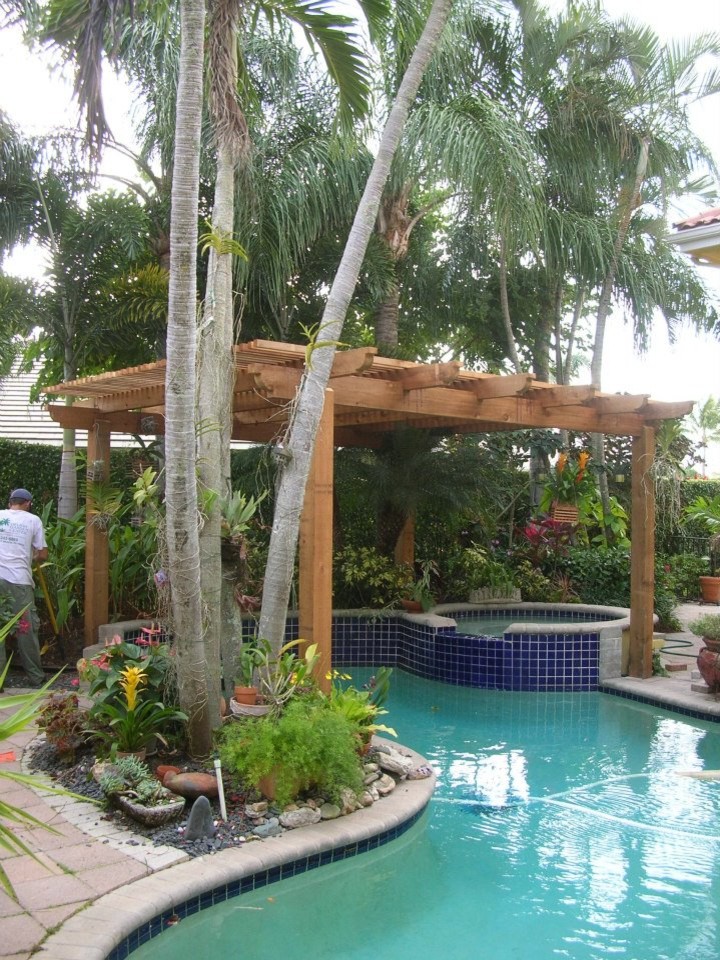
[0,488,47,688]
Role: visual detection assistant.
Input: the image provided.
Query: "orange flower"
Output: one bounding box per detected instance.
[556,453,568,473]
[577,451,590,471]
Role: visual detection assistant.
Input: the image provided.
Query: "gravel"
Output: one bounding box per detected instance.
[26,739,267,858]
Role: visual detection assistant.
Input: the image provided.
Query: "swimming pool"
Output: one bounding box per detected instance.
[131,670,720,960]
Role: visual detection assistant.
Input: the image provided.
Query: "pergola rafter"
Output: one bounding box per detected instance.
[45,339,693,683]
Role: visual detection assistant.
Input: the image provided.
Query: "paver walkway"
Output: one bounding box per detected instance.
[0,602,718,958]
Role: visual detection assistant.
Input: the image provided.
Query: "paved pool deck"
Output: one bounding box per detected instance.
[1,602,718,960]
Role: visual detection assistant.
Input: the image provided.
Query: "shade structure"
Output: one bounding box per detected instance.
[45,340,693,680]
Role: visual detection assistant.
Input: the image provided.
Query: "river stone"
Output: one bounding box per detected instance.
[375,747,414,778]
[340,788,361,815]
[363,770,380,785]
[375,773,397,796]
[245,801,269,818]
[184,796,216,840]
[357,791,375,808]
[319,802,341,820]
[279,807,322,829]
[164,771,219,801]
[253,817,282,838]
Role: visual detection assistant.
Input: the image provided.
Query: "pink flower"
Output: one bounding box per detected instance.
[71,678,80,687]
[17,618,30,635]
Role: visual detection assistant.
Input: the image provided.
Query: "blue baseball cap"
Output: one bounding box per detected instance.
[10,488,33,502]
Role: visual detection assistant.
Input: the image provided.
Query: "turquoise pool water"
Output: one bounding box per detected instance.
[134,671,720,960]
[456,614,590,636]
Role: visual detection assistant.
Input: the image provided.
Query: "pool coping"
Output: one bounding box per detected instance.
[34,741,435,960]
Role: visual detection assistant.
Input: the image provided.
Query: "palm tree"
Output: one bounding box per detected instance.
[257,0,454,654]
[688,396,720,477]
[164,0,209,757]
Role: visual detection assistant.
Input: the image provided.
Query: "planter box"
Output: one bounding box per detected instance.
[469,587,522,604]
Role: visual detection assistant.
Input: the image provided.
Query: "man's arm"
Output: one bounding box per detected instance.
[33,547,49,564]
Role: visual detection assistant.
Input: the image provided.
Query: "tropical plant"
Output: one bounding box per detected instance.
[87,664,187,755]
[235,637,267,688]
[408,558,438,612]
[683,495,720,575]
[333,545,414,609]
[687,396,720,477]
[327,666,397,743]
[540,451,596,509]
[254,638,320,713]
[36,692,87,759]
[219,695,365,807]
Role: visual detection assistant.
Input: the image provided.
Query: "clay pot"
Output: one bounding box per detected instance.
[400,599,423,613]
[699,576,720,605]
[697,647,720,692]
[233,685,258,705]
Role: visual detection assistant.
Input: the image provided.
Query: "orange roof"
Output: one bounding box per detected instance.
[673,207,720,230]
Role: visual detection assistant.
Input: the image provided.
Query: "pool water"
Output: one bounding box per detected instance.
[456,614,591,636]
[134,671,720,960]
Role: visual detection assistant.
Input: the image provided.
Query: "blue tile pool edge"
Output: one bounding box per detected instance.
[105,805,430,960]
[35,741,436,960]
[599,683,720,723]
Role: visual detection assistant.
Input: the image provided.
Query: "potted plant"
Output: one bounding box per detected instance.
[683,495,720,604]
[97,754,185,826]
[219,696,364,807]
[234,638,266,705]
[688,613,720,692]
[540,451,596,522]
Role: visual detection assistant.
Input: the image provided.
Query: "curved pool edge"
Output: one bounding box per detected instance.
[432,601,632,634]
[35,740,436,960]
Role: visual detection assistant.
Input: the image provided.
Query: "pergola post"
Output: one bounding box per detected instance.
[628,426,655,678]
[84,418,111,646]
[299,389,334,694]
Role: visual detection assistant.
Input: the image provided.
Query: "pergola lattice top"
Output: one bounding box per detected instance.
[45,340,692,445]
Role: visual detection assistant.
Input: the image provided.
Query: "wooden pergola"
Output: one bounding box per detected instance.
[46,340,693,680]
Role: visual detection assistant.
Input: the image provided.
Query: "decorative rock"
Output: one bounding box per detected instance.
[252,817,282,838]
[156,764,181,784]
[164,771,219,801]
[279,807,322,829]
[407,765,433,780]
[245,801,269,818]
[340,788,361,815]
[375,747,414,778]
[362,762,379,774]
[357,791,375,808]
[375,773,397,796]
[367,784,380,801]
[363,771,380,785]
[184,796,216,841]
[319,802,341,820]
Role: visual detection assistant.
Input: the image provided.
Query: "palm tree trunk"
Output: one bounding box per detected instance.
[197,140,236,725]
[165,0,210,759]
[257,0,453,654]
[591,138,650,537]
[498,235,522,373]
[374,280,400,352]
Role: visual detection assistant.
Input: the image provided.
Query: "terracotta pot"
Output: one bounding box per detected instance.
[697,647,720,692]
[234,685,258,705]
[115,748,147,762]
[699,576,720,604]
[400,599,423,613]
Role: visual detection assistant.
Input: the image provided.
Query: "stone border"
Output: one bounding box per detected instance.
[34,742,435,960]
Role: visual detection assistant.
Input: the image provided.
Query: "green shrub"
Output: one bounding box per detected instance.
[559,546,631,606]
[219,696,364,807]
[510,561,564,603]
[660,552,709,600]
[333,546,413,609]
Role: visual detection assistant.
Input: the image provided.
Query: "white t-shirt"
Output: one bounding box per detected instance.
[0,509,47,586]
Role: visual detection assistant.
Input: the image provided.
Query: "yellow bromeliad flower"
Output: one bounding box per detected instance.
[556,452,568,473]
[119,666,148,710]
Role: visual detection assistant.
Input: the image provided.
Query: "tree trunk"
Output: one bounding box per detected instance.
[374,279,400,353]
[197,140,236,727]
[498,235,523,373]
[257,0,453,654]
[591,138,650,538]
[165,0,210,759]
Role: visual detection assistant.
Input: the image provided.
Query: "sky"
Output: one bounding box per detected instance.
[1,1,720,472]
